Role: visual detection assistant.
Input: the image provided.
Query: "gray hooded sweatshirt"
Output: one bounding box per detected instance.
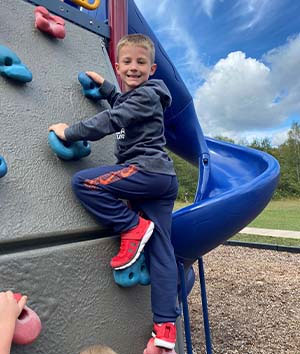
[65,79,176,175]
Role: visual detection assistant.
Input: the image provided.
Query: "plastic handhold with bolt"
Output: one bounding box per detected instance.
[34,6,66,39]
[13,293,42,345]
[48,131,91,161]
[143,338,177,354]
[0,45,32,83]
[0,156,7,178]
[69,0,100,10]
[78,72,103,101]
[113,253,150,287]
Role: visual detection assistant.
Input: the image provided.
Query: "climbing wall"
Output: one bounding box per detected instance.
[0,1,152,353]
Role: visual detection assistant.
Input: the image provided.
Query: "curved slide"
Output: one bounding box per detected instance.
[87,0,280,264]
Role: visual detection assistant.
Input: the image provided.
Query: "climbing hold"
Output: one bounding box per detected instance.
[34,6,66,39]
[13,293,42,345]
[113,253,150,287]
[143,338,177,354]
[48,131,91,161]
[0,156,7,178]
[69,0,101,10]
[78,72,103,101]
[0,45,32,83]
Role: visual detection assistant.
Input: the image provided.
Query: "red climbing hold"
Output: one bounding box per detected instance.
[13,293,42,345]
[34,6,66,39]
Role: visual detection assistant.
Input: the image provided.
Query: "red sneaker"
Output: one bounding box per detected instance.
[153,322,176,350]
[144,338,177,354]
[110,216,154,270]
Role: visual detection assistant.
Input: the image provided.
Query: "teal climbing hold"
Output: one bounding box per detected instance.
[0,45,32,83]
[0,155,7,178]
[48,131,91,161]
[78,72,103,101]
[113,253,150,287]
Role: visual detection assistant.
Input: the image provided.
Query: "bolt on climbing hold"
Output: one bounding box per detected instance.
[0,156,7,178]
[13,293,42,345]
[78,72,103,101]
[0,45,32,83]
[34,6,66,39]
[48,131,91,161]
[113,253,150,287]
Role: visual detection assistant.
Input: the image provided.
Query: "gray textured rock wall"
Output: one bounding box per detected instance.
[0,1,153,353]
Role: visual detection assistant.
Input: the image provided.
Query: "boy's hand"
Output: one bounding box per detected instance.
[0,291,27,354]
[85,71,104,85]
[48,123,69,141]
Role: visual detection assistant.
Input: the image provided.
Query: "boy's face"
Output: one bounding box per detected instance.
[115,44,157,92]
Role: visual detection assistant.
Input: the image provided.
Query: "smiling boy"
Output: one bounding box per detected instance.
[49,34,179,350]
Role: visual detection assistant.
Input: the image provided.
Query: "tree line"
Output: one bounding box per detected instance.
[169,122,300,201]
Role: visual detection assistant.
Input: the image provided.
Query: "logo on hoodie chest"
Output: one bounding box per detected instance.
[116,128,125,140]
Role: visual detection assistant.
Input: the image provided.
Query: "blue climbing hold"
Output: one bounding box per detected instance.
[48,131,91,160]
[113,253,151,287]
[0,156,7,178]
[0,45,32,83]
[78,72,103,101]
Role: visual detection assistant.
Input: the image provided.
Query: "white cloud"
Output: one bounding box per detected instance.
[194,35,300,144]
[134,0,208,89]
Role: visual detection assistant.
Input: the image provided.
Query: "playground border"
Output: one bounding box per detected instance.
[224,239,300,253]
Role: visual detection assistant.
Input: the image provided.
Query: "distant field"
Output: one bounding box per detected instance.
[247,199,300,231]
[173,199,300,248]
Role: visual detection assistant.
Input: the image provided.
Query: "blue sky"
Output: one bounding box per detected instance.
[134,0,300,145]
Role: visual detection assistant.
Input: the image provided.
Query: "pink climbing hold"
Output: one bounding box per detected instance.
[143,338,177,354]
[34,6,66,39]
[13,293,42,345]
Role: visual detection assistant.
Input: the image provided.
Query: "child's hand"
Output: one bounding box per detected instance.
[85,71,105,85]
[48,123,69,141]
[0,291,27,321]
[0,291,27,354]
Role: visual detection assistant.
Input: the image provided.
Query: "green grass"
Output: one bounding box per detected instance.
[247,199,300,231]
[174,199,300,248]
[230,233,300,247]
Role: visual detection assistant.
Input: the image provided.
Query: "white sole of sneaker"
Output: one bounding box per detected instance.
[114,221,155,270]
[154,337,175,350]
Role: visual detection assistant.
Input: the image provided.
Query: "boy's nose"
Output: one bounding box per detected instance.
[129,62,138,70]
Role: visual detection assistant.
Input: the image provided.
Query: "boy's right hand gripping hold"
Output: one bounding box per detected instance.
[85,71,105,86]
[110,216,154,270]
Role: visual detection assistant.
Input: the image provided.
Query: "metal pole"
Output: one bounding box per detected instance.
[178,261,193,354]
[108,0,128,90]
[198,257,213,354]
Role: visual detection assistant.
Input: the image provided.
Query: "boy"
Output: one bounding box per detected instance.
[49,34,180,349]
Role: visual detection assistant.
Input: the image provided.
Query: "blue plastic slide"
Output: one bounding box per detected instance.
[86,0,280,265]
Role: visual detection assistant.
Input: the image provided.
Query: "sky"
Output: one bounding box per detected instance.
[134,0,300,146]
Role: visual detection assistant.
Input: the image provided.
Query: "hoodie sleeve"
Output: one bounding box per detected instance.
[99,80,121,107]
[64,87,156,142]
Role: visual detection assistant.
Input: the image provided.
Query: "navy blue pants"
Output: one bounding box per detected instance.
[71,164,180,323]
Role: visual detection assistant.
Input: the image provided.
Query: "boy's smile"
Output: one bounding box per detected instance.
[115,44,157,92]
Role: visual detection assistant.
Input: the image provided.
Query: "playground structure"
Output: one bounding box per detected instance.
[0,0,280,353]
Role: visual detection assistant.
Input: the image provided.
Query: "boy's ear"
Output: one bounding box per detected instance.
[115,62,120,75]
[150,63,157,76]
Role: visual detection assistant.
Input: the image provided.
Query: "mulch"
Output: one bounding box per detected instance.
[187,245,300,354]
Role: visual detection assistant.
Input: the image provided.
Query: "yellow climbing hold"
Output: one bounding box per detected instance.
[70,0,100,10]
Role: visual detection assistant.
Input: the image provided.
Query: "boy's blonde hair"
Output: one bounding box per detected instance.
[117,34,155,64]
[80,344,117,354]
